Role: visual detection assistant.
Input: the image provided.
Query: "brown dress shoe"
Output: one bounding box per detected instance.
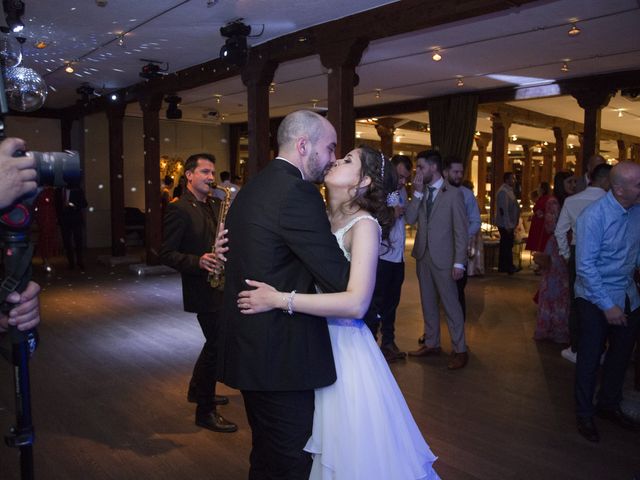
[447,351,469,370]
[408,345,442,357]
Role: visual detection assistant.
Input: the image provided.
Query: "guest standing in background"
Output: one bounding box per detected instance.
[533,171,576,343]
[496,172,520,275]
[525,182,552,257]
[55,181,88,271]
[34,186,59,271]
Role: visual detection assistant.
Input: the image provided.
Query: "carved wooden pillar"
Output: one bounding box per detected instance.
[61,116,73,150]
[269,118,280,159]
[242,53,278,179]
[474,133,490,213]
[375,118,395,158]
[490,113,511,217]
[521,143,533,212]
[228,123,241,180]
[106,100,127,257]
[542,147,554,185]
[617,139,628,162]
[139,92,163,265]
[532,159,541,194]
[553,126,566,174]
[572,89,614,174]
[320,37,369,158]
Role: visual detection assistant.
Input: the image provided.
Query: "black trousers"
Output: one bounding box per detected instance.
[242,390,314,480]
[60,223,84,268]
[191,312,220,413]
[456,268,468,321]
[497,227,514,272]
[364,259,405,345]
[567,246,580,351]
[574,298,640,418]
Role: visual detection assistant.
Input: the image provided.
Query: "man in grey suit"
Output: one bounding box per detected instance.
[406,150,469,370]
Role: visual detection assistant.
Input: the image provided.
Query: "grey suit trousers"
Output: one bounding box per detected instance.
[416,251,467,353]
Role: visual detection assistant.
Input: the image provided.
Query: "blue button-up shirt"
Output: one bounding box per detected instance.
[461,185,481,238]
[574,191,640,312]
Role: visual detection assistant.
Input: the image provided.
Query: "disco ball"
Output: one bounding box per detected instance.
[0,36,22,68]
[4,66,48,112]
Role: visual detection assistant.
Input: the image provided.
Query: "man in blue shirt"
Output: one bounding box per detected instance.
[445,156,481,320]
[574,161,640,442]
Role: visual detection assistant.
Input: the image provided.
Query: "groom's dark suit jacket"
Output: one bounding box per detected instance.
[218,159,349,391]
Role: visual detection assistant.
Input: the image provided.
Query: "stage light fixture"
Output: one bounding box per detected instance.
[139,60,167,79]
[456,78,464,87]
[219,20,251,67]
[432,49,442,61]
[165,94,182,120]
[3,0,25,33]
[561,62,569,72]
[64,62,74,73]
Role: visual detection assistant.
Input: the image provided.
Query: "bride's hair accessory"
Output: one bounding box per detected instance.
[380,152,385,180]
[386,190,400,207]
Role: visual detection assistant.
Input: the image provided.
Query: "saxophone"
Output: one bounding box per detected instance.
[207,181,232,289]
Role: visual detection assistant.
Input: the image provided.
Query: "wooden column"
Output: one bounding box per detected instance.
[241,53,278,179]
[490,113,511,218]
[553,126,566,174]
[521,143,533,212]
[228,123,241,179]
[106,100,127,257]
[572,89,614,173]
[269,118,280,159]
[139,92,163,265]
[532,159,541,194]
[617,139,627,162]
[375,118,395,158]
[542,147,554,185]
[61,116,73,151]
[475,133,490,213]
[320,37,369,158]
[631,143,640,164]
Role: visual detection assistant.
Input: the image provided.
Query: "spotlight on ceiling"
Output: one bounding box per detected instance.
[561,62,569,72]
[110,93,119,101]
[431,49,442,62]
[219,20,251,67]
[2,0,25,33]
[165,94,182,120]
[139,59,168,79]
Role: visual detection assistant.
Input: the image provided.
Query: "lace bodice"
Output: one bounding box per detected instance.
[332,214,380,262]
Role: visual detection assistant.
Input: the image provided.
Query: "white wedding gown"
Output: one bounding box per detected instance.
[305,215,441,480]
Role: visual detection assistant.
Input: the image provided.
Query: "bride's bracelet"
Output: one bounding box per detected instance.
[282,289,296,315]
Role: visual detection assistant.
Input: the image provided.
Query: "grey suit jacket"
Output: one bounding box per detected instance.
[405,181,468,269]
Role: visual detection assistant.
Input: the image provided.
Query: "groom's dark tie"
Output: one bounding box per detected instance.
[425,186,435,220]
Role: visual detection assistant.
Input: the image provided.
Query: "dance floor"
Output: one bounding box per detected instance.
[0,250,638,479]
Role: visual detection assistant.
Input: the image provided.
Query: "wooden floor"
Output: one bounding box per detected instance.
[1,250,638,480]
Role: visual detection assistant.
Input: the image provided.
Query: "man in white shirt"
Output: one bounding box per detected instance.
[555,163,611,362]
[364,155,412,362]
[574,154,605,194]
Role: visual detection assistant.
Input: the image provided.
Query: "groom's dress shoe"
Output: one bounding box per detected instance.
[195,412,238,433]
[408,345,441,357]
[447,351,469,370]
[576,416,599,442]
[596,406,638,431]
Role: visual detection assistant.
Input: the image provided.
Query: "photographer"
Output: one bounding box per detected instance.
[0,137,41,338]
[0,138,37,209]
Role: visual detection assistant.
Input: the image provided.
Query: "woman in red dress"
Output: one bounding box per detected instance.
[525,182,551,252]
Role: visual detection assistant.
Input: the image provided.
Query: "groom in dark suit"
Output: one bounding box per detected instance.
[218,110,350,479]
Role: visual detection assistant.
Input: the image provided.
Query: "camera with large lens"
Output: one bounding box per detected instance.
[23,149,82,187]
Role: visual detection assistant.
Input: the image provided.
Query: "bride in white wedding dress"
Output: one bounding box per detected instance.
[238,146,440,480]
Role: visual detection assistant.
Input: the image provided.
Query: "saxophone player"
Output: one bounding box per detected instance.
[159,153,237,433]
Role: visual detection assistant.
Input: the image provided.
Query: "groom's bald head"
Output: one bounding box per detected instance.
[277,110,326,150]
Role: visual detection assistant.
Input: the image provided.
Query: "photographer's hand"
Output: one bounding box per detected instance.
[0,138,37,209]
[0,281,41,333]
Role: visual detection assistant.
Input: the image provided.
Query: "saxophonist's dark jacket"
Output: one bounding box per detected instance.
[160,188,223,313]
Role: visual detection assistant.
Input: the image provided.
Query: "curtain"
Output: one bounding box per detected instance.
[428,94,479,166]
